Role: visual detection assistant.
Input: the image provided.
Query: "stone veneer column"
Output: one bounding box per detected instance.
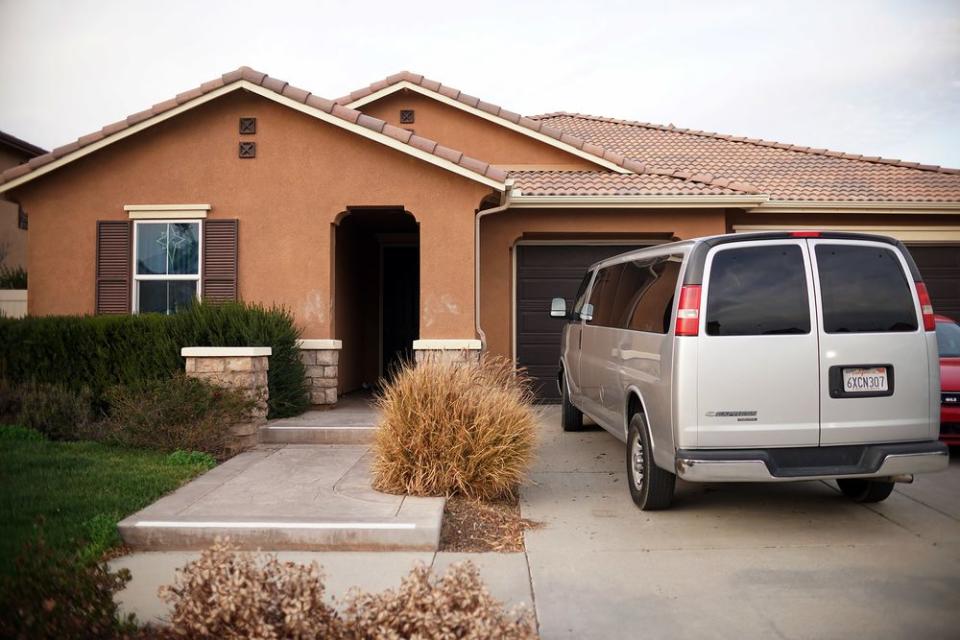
[298,339,341,406]
[412,339,483,365]
[182,347,271,452]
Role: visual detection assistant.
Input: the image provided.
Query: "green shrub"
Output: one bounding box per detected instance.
[0,301,309,418]
[97,374,254,460]
[0,265,26,290]
[166,449,217,469]
[17,382,93,441]
[373,356,538,500]
[0,424,45,441]
[0,532,136,639]
[0,379,22,423]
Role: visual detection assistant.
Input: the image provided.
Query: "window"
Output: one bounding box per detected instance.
[622,256,682,334]
[572,271,593,318]
[816,244,917,333]
[134,221,201,314]
[586,264,624,326]
[706,244,811,336]
[936,320,960,357]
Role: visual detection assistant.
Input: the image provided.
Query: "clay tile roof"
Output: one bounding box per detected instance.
[508,170,745,197]
[0,67,508,189]
[530,112,960,203]
[335,72,655,176]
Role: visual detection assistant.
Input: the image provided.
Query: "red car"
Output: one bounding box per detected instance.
[936,315,960,446]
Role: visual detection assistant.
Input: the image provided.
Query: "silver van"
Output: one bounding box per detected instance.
[550,231,950,510]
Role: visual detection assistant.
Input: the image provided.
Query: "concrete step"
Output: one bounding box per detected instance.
[259,424,377,444]
[118,446,444,551]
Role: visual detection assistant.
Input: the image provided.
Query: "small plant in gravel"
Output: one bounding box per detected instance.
[373,355,538,500]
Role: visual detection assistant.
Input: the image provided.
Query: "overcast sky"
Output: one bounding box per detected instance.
[1,0,958,167]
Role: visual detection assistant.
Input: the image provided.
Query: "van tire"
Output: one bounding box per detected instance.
[836,478,895,503]
[626,413,675,510]
[560,375,584,432]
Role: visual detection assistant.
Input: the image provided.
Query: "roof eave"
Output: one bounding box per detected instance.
[506,194,769,208]
[749,200,960,214]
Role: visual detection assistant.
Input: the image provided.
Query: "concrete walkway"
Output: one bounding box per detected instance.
[113,408,960,638]
[118,444,443,551]
[522,407,960,640]
[260,392,379,444]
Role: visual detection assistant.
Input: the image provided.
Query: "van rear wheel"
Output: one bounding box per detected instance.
[626,414,675,510]
[560,374,584,432]
[836,478,895,503]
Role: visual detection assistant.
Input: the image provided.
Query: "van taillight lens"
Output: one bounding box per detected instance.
[676,285,702,336]
[916,282,935,331]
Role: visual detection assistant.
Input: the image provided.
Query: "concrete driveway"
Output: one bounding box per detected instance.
[522,407,960,640]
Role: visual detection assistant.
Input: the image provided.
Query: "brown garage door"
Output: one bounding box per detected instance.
[516,244,642,402]
[906,245,960,320]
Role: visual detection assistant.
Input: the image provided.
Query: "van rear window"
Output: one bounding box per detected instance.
[815,244,917,333]
[705,245,811,336]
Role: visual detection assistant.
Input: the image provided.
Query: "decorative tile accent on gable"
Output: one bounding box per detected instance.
[239,117,257,134]
[400,109,415,124]
[239,141,256,158]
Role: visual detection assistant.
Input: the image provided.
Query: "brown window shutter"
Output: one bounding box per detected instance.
[202,219,238,303]
[95,220,132,314]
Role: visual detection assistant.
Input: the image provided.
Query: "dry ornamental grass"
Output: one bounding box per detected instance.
[372,356,538,500]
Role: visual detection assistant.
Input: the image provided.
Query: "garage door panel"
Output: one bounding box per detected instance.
[907,245,960,320]
[516,244,642,402]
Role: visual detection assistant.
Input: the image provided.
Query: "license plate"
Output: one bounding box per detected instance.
[842,367,888,393]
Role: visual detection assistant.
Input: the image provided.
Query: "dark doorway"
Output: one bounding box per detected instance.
[382,245,419,377]
[335,209,419,394]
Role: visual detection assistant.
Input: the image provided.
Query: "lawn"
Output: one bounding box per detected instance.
[0,426,213,574]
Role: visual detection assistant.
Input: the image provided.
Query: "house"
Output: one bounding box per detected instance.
[1,67,959,403]
[0,130,45,271]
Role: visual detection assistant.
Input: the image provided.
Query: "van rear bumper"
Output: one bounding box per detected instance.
[675,441,949,482]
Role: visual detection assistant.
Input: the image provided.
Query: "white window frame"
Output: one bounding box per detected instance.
[132,219,203,313]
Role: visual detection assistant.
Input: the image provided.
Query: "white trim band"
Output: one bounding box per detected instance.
[297,339,343,349]
[133,520,416,530]
[413,339,482,350]
[181,347,272,357]
[125,204,211,219]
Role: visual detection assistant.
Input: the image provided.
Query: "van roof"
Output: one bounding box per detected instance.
[588,231,923,283]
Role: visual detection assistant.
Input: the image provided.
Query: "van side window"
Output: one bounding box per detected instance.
[706,245,811,336]
[816,245,918,333]
[621,256,683,334]
[586,264,624,326]
[572,271,593,318]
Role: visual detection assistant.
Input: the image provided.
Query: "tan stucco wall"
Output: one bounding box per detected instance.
[478,208,728,359]
[0,146,29,271]
[11,90,492,339]
[358,91,598,170]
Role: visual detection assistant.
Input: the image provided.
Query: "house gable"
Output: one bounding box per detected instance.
[341,74,632,174]
[352,87,603,172]
[0,68,508,196]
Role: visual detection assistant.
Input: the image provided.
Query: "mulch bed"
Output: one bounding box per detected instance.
[439,493,542,552]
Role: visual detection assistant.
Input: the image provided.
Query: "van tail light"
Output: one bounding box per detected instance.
[916,282,935,331]
[676,285,702,336]
[790,231,821,238]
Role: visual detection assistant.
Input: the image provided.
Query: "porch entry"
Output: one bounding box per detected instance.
[335,208,419,394]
